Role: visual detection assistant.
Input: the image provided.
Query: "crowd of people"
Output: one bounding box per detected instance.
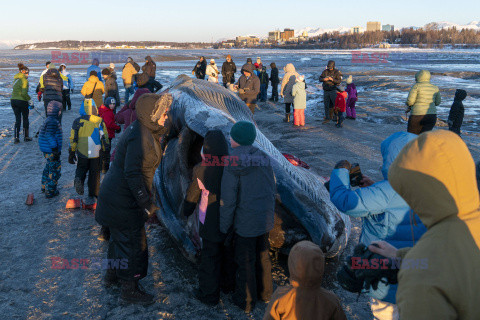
[8,54,480,319]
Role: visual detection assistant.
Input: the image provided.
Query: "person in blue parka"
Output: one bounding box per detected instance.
[329,131,427,320]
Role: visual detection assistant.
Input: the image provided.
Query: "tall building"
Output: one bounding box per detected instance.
[268,30,281,42]
[281,28,295,41]
[366,21,381,32]
[382,24,394,32]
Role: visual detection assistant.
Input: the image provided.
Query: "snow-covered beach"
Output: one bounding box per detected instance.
[1,48,480,319]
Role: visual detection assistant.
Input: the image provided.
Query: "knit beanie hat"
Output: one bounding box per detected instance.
[230,121,256,146]
[105,97,116,105]
[346,75,353,84]
[101,68,111,76]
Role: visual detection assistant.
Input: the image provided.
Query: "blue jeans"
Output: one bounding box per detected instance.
[124,85,135,103]
[260,84,268,101]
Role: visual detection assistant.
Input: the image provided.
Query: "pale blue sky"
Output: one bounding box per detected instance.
[1,0,479,42]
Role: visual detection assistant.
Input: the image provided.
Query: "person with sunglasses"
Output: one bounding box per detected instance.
[11,63,34,143]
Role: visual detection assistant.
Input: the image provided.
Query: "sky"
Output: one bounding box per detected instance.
[1,0,479,43]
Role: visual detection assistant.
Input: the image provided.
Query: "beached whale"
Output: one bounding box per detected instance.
[154,75,351,262]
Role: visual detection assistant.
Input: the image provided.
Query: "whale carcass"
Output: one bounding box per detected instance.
[154,75,351,262]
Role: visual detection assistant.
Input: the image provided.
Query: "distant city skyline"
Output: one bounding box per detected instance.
[1,0,479,43]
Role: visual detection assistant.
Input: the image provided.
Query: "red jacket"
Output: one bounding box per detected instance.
[98,105,120,139]
[334,91,348,113]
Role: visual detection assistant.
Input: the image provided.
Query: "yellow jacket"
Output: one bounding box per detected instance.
[81,76,105,109]
[122,62,138,86]
[389,130,480,320]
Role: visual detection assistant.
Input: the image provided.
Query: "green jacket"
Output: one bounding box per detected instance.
[406,70,441,115]
[292,81,306,109]
[11,73,31,101]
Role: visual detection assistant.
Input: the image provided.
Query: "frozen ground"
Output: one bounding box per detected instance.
[1,48,479,319]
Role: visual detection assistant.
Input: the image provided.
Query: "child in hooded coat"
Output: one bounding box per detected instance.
[292,75,306,126]
[263,241,347,320]
[99,97,121,143]
[38,100,63,198]
[334,86,348,128]
[447,89,467,135]
[182,130,235,306]
[345,75,358,119]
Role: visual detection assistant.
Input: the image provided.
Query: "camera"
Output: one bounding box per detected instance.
[324,163,363,192]
[336,243,398,294]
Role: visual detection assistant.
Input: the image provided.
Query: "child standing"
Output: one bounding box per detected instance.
[182,130,235,306]
[98,97,121,144]
[38,101,63,198]
[345,75,358,120]
[447,89,467,135]
[334,86,348,128]
[292,75,306,126]
[263,241,347,320]
[68,99,110,204]
[258,66,269,102]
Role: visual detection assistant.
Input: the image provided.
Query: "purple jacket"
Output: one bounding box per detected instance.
[346,83,357,101]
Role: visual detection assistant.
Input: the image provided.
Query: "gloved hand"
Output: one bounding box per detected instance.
[115,128,121,134]
[28,102,34,110]
[335,160,351,170]
[68,150,77,164]
[52,148,61,161]
[238,88,245,94]
[37,91,43,101]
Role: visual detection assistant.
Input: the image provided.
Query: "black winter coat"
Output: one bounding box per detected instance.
[258,71,269,85]
[221,61,237,84]
[448,89,467,134]
[319,68,342,91]
[104,75,121,108]
[43,69,63,102]
[270,67,279,84]
[193,60,207,79]
[95,121,166,229]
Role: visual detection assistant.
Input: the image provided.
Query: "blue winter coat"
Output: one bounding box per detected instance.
[39,101,63,153]
[86,64,103,83]
[329,131,427,304]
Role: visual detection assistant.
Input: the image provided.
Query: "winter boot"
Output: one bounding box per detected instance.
[120,280,155,305]
[104,269,119,288]
[14,127,20,144]
[98,226,111,241]
[74,177,84,195]
[283,113,290,122]
[24,128,32,142]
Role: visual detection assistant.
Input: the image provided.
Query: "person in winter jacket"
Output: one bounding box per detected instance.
[36,61,51,102]
[334,86,348,128]
[206,59,220,83]
[281,63,299,122]
[254,57,263,76]
[193,56,207,79]
[319,60,342,123]
[40,64,63,119]
[182,130,235,306]
[58,64,74,111]
[68,99,110,202]
[269,62,279,102]
[220,121,276,312]
[108,63,117,78]
[221,55,236,87]
[369,130,480,320]
[405,70,441,134]
[329,132,427,319]
[95,93,173,305]
[258,66,269,102]
[122,57,140,102]
[99,97,121,142]
[141,56,162,93]
[345,75,357,119]
[235,64,261,114]
[115,88,150,129]
[292,75,306,126]
[81,71,105,111]
[86,58,103,83]
[38,101,62,198]
[447,89,467,135]
[101,68,121,111]
[11,63,33,143]
[263,241,347,320]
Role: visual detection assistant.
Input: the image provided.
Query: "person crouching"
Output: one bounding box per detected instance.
[38,101,63,198]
